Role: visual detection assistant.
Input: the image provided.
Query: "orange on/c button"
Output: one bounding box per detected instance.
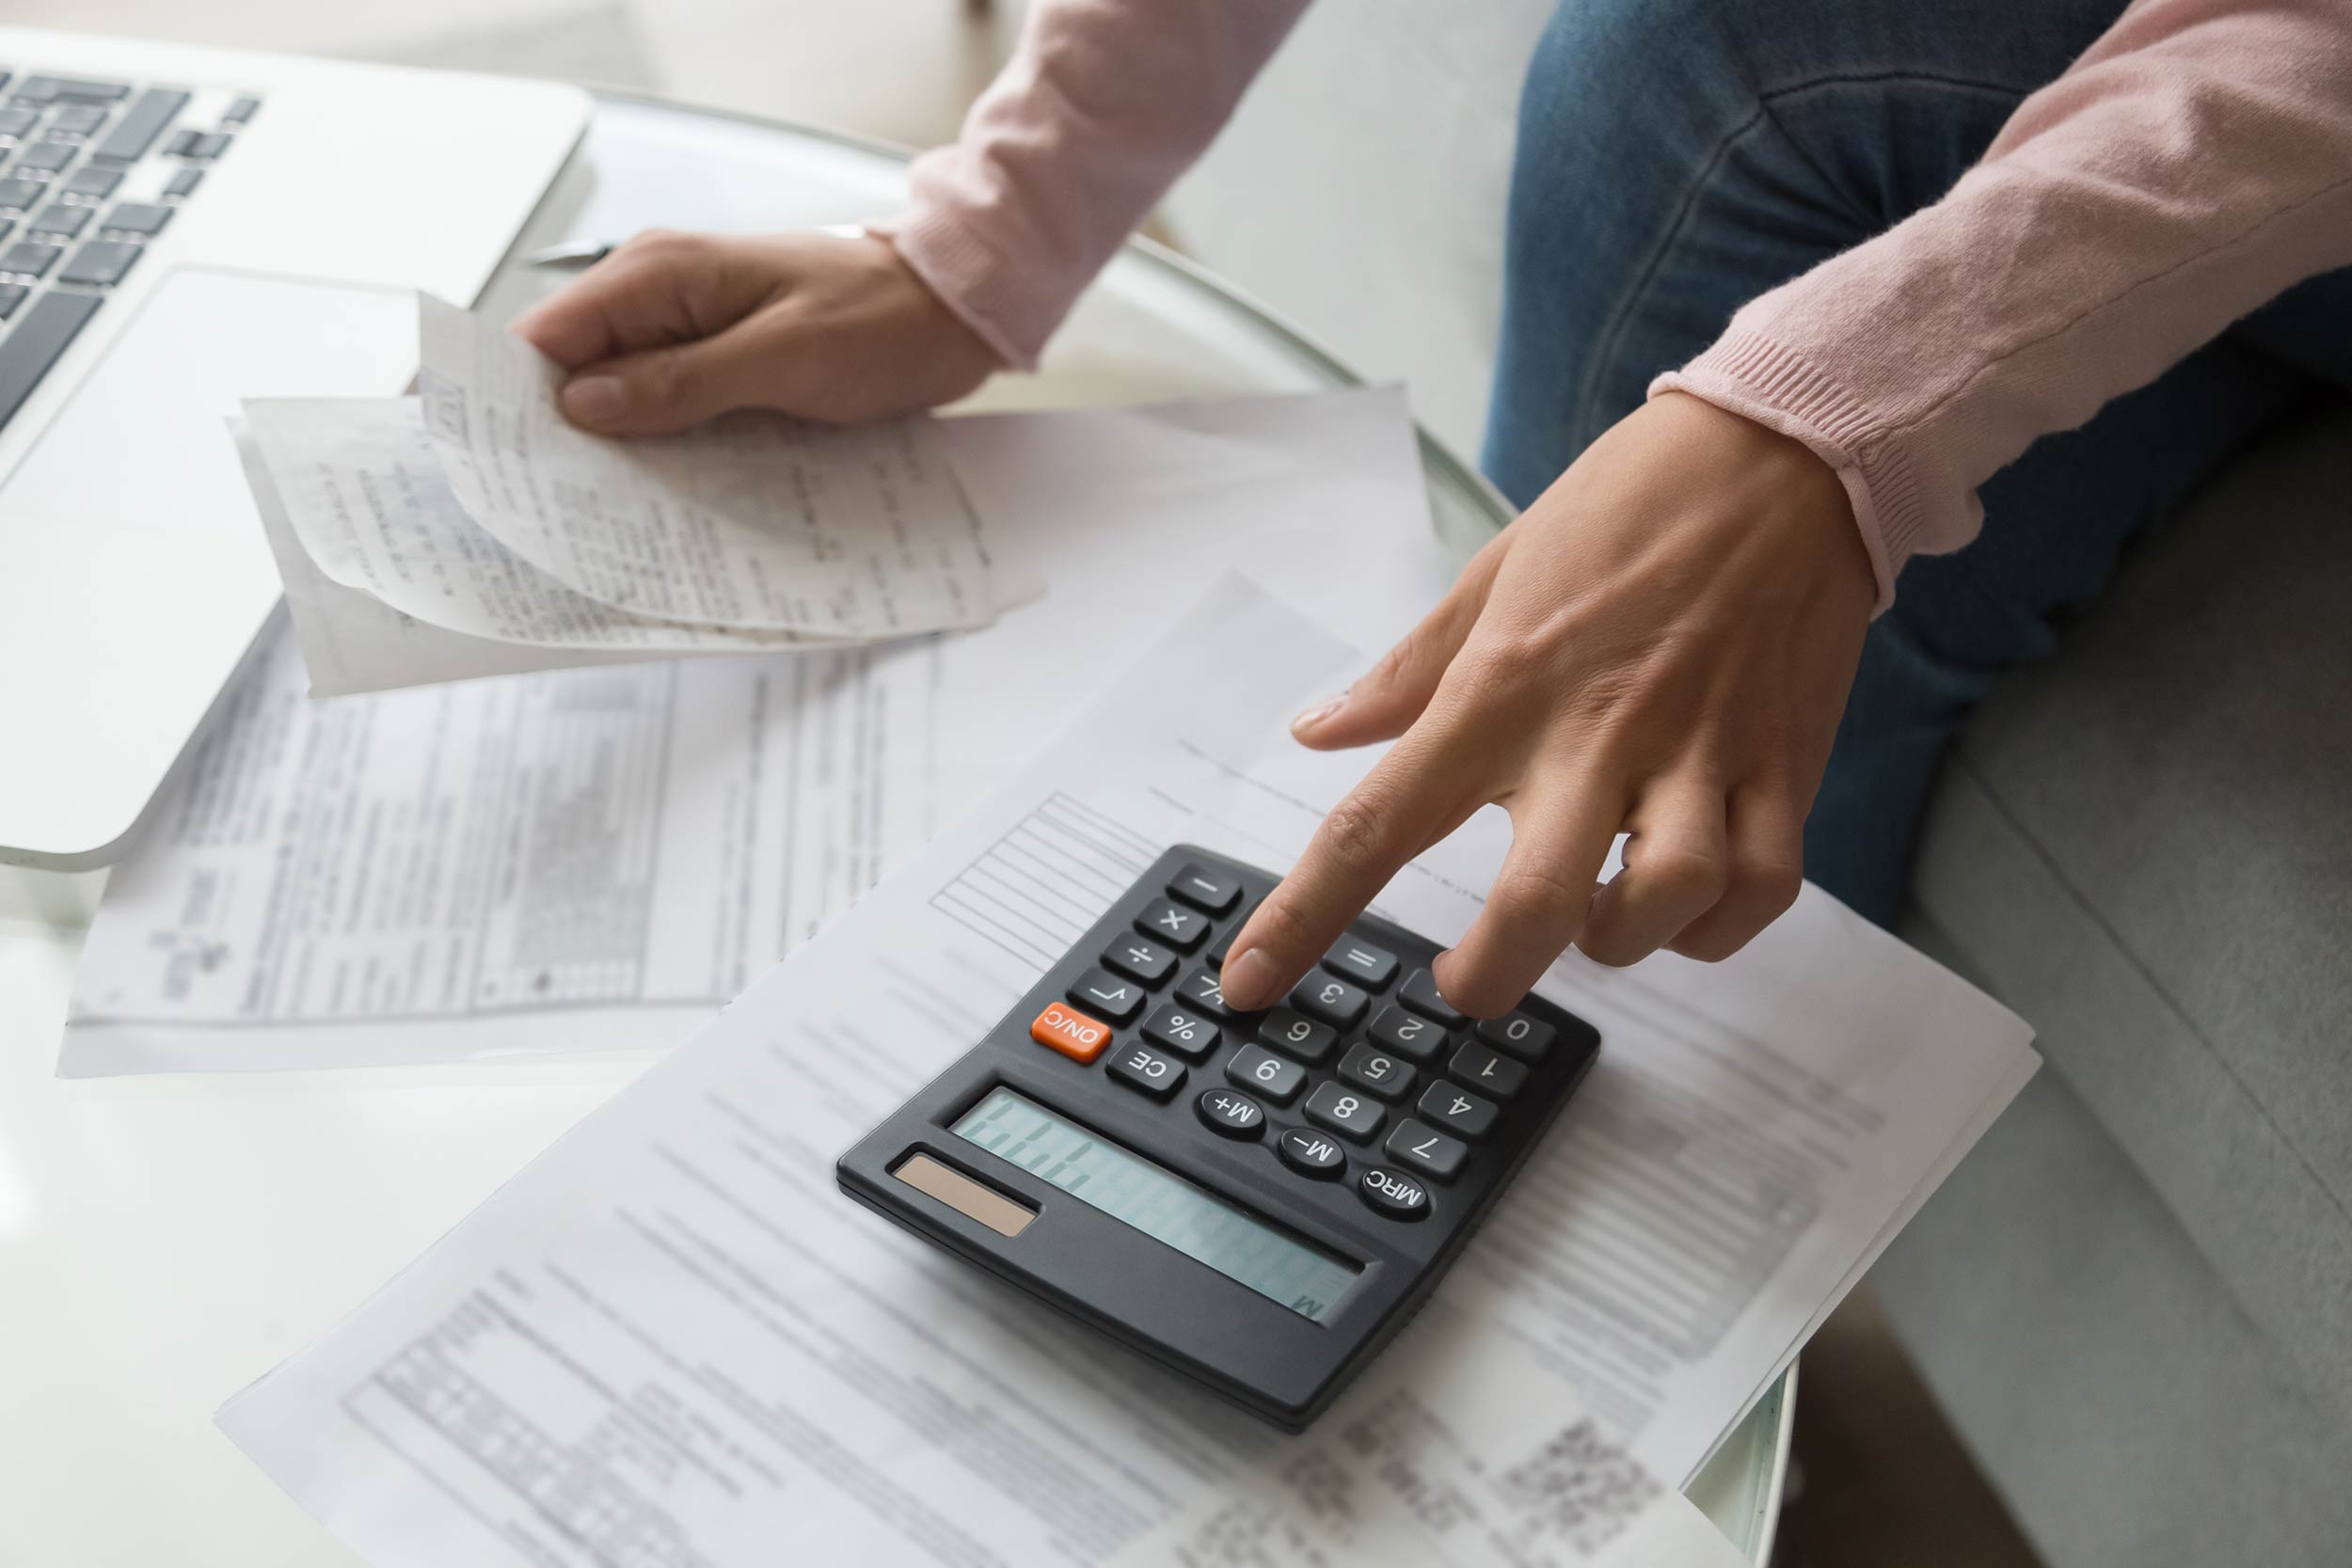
[1031,1002,1113,1063]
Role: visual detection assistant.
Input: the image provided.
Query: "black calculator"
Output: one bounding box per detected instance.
[836,845,1599,1430]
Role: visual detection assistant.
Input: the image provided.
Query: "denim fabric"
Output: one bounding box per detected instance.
[1481,0,2351,925]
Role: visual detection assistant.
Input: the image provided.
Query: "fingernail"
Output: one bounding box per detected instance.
[1222,947,1280,1009]
[562,374,625,424]
[1290,690,1348,735]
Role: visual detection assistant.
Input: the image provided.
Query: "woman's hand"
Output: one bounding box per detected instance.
[511,229,1000,434]
[1220,392,1877,1017]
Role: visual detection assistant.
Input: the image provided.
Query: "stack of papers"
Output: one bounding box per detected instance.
[213,578,2040,1566]
[241,298,1040,695]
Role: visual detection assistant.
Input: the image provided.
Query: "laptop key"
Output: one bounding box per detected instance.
[0,283,23,320]
[162,167,202,198]
[0,289,101,427]
[49,105,107,136]
[165,129,228,160]
[12,141,75,174]
[90,88,188,165]
[61,167,120,200]
[12,77,133,106]
[58,239,136,288]
[0,179,38,211]
[0,108,36,138]
[223,96,262,125]
[99,201,168,237]
[27,204,86,238]
[0,240,58,277]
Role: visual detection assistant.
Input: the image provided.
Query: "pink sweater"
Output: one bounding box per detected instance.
[894,0,2352,609]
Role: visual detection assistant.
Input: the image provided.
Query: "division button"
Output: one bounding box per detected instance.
[1224,1044,1305,1106]
[1304,1081,1385,1144]
[1067,967,1146,1024]
[1196,1087,1265,1139]
[1447,1041,1528,1100]
[1136,900,1209,951]
[1030,1001,1114,1064]
[1475,1011,1556,1061]
[1358,1166,1430,1221]
[1397,968,1468,1028]
[1107,1042,1187,1101]
[1336,1042,1415,1102]
[1167,862,1242,915]
[1278,1127,1346,1180]
[1290,972,1369,1029]
[1417,1081,1500,1140]
[1384,1119,1469,1183]
[1365,1004,1448,1064]
[1141,1004,1220,1061]
[1255,1006,1337,1065]
[1101,932,1177,987]
[1322,937,1399,990]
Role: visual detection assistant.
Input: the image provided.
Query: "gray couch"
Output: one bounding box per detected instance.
[1160,5,2352,1560]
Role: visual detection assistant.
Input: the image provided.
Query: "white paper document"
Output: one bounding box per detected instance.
[74,388,1458,1070]
[218,577,2038,1566]
[416,295,1032,637]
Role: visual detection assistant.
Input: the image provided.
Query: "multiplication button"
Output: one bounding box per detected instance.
[1137,901,1210,951]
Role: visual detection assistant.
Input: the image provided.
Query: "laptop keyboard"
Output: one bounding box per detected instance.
[0,71,259,433]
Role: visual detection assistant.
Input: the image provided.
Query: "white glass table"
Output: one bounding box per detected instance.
[0,90,1788,1564]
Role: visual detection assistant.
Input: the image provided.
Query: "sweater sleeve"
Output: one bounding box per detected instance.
[1650,0,2352,610]
[891,0,1314,372]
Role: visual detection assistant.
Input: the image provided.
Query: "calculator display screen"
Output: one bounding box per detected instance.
[952,1087,1359,1322]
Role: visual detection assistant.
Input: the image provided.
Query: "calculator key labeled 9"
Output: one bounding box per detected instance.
[1108,1042,1187,1101]
[1256,1006,1337,1065]
[1030,1002,1113,1063]
[1224,1044,1306,1105]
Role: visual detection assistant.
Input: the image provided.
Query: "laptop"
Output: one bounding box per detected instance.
[0,27,588,869]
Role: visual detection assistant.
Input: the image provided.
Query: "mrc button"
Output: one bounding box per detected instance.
[1358,1166,1430,1220]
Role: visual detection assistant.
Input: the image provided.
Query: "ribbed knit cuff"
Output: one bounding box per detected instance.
[1652,329,1939,614]
[888,202,1052,375]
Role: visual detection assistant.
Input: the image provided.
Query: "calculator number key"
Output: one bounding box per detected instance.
[1255,1007,1337,1066]
[1102,934,1177,987]
[1303,1082,1385,1144]
[1358,1166,1430,1221]
[1175,966,1250,1022]
[1336,1042,1415,1103]
[1278,1127,1346,1180]
[1167,862,1242,915]
[1447,1041,1528,1100]
[1417,1081,1500,1140]
[1137,901,1210,951]
[1322,937,1398,990]
[1197,1087,1265,1139]
[1142,1005,1220,1060]
[1108,1043,1188,1101]
[1384,1120,1469,1183]
[1030,1002,1114,1064]
[1224,1044,1306,1105]
[1365,1004,1448,1064]
[1397,967,1468,1027]
[1290,973,1369,1029]
[1475,1011,1555,1061]
[1068,967,1146,1024]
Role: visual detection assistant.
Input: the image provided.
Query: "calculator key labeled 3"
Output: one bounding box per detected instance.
[1108,1042,1187,1101]
[1303,1082,1384,1144]
[1417,1081,1500,1140]
[1196,1087,1265,1138]
[1290,973,1369,1029]
[1030,1002,1113,1064]
[1224,1044,1306,1105]
[1358,1167,1430,1221]
[1322,937,1398,990]
[1384,1120,1469,1183]
[1256,1007,1336,1065]
[1137,901,1209,951]
[1102,934,1178,987]
[1365,1004,1447,1064]
[1069,968,1147,1023]
[1168,863,1242,915]
[1475,1012,1555,1061]
[1141,1005,1219,1060]
[1336,1042,1415,1102]
[1277,1127,1347,1180]
[1448,1042,1528,1100]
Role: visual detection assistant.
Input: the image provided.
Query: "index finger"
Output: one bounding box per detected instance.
[1220,723,1485,1012]
[509,231,740,370]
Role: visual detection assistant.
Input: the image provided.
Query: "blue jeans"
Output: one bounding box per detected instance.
[1482,0,2352,927]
